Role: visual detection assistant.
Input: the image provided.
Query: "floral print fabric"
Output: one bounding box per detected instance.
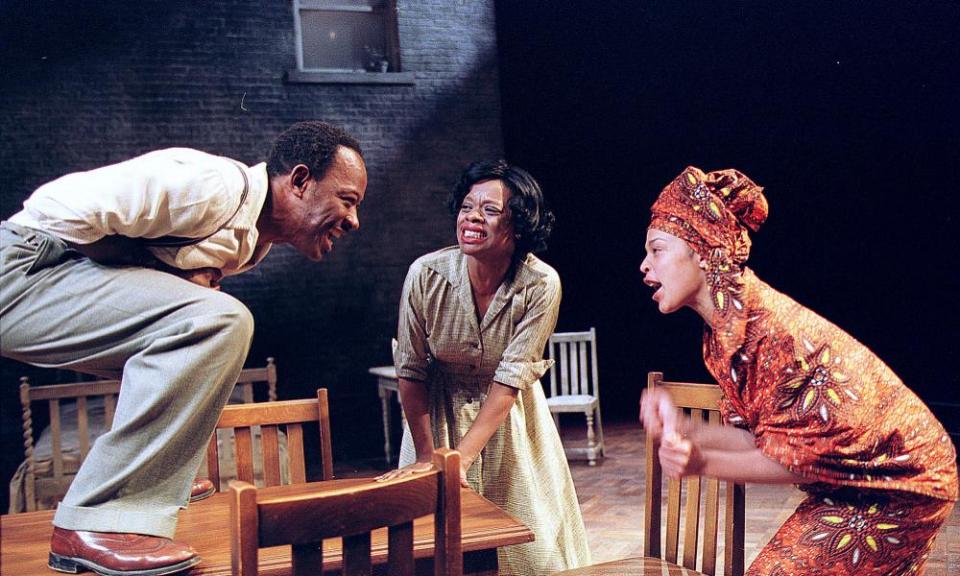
[705,270,957,574]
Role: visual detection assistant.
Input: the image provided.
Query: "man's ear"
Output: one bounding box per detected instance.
[289,164,311,197]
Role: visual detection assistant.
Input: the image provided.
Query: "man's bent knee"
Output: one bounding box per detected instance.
[194,291,255,348]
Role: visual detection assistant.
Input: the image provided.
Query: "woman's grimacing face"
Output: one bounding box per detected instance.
[456,179,516,263]
[639,228,709,315]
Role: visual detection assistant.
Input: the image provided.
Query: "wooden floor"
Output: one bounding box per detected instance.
[561,420,959,575]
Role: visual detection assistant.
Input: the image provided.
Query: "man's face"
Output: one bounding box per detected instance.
[283,146,367,261]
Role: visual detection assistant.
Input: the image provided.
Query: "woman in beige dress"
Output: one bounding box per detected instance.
[377,160,590,575]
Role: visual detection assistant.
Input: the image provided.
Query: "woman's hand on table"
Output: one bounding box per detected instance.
[375,460,434,482]
[458,454,477,488]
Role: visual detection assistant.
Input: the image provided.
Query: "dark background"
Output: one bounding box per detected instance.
[1,0,958,513]
[495,1,960,428]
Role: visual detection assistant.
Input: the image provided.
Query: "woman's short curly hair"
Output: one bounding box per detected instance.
[448,160,555,261]
[266,120,363,179]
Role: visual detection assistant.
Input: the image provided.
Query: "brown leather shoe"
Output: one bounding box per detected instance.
[49,527,200,576]
[188,478,215,503]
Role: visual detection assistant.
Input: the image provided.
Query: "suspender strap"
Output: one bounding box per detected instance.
[147,159,250,248]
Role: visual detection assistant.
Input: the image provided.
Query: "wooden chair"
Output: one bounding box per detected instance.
[229,449,462,576]
[17,377,121,512]
[206,389,334,492]
[13,359,280,513]
[545,328,605,465]
[232,356,278,403]
[643,371,745,576]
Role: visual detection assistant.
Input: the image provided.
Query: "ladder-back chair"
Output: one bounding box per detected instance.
[644,371,745,576]
[17,377,120,512]
[207,388,334,492]
[14,359,281,513]
[229,449,462,576]
[233,357,278,403]
[545,328,604,465]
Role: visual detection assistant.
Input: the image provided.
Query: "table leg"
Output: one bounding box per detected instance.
[411,549,498,575]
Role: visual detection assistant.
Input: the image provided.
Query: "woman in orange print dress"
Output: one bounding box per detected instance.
[638,166,957,575]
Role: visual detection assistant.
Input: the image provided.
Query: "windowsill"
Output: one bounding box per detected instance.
[285,70,416,85]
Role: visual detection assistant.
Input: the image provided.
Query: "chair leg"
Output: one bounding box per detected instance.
[585,412,597,466]
[595,406,605,458]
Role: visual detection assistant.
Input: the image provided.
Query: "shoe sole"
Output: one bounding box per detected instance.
[49,552,201,576]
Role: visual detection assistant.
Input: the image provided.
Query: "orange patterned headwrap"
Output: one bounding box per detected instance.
[649,166,768,265]
[649,166,768,319]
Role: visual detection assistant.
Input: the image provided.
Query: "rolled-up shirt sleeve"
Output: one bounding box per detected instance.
[394,260,431,382]
[493,268,562,390]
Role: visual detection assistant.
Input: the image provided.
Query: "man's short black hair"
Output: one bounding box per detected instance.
[266,121,363,179]
[448,159,555,261]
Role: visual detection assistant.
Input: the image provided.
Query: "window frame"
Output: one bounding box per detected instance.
[288,0,413,84]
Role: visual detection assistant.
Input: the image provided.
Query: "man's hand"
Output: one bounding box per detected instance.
[659,432,704,480]
[175,267,223,290]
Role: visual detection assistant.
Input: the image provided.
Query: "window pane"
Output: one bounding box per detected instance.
[300,10,386,71]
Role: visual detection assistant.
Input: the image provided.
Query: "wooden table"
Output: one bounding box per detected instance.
[553,556,707,575]
[1,478,533,576]
[369,365,400,465]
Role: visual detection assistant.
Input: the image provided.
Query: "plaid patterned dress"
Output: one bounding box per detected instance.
[394,247,591,575]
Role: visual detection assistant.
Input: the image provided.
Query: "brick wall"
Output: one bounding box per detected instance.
[0,0,504,509]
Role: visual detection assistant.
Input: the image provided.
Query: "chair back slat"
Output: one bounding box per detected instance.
[724,483,746,576]
[682,473,702,569]
[49,399,63,480]
[644,371,746,576]
[548,343,559,397]
[318,389,334,481]
[702,410,722,574]
[260,425,282,487]
[76,397,89,459]
[577,341,588,395]
[643,430,662,557]
[286,424,307,483]
[559,342,570,395]
[235,427,256,484]
[665,478,682,563]
[230,449,462,576]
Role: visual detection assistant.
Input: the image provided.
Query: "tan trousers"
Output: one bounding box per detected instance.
[0,222,253,537]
